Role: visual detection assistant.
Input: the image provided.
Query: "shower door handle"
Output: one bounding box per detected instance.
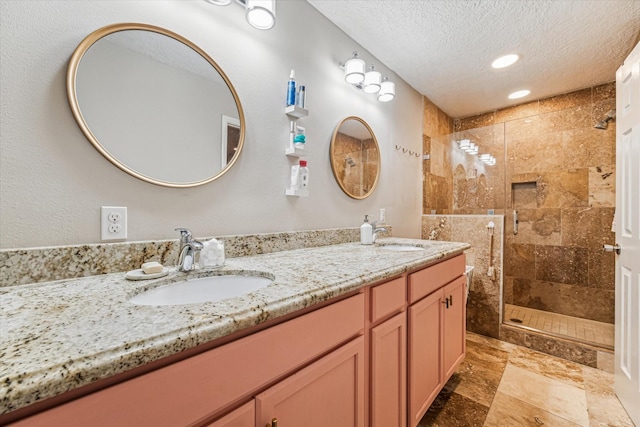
[603,243,621,255]
[513,210,518,235]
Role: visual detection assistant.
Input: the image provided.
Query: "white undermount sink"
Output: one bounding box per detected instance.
[379,245,426,252]
[129,273,274,306]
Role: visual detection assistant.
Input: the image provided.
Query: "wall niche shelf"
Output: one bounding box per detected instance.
[285,147,306,157]
[285,105,309,119]
[285,104,309,197]
[285,188,309,197]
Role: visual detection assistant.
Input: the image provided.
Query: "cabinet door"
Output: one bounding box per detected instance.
[206,401,254,427]
[255,337,365,427]
[370,312,406,427]
[407,291,443,426]
[443,277,466,380]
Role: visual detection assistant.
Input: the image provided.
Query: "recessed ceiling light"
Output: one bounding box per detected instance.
[492,54,519,69]
[508,89,530,99]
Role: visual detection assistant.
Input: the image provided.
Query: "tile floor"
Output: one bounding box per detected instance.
[420,332,634,427]
[504,304,615,349]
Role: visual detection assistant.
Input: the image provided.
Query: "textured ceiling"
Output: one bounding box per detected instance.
[307,0,640,118]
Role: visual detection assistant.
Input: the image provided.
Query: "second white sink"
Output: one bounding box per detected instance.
[129,274,273,306]
[379,245,426,252]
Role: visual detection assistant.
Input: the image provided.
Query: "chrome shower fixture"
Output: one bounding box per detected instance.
[594,109,616,129]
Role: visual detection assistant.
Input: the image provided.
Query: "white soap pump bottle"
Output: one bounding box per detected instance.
[360,215,373,245]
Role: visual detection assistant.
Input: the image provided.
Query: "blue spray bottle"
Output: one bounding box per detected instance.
[287,69,296,106]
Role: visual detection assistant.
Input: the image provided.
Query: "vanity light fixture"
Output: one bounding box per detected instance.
[344,51,366,84]
[363,66,382,94]
[457,139,479,155]
[245,0,276,30]
[204,0,276,30]
[492,54,519,69]
[458,139,472,151]
[377,77,395,102]
[479,153,496,165]
[340,51,395,102]
[508,89,530,99]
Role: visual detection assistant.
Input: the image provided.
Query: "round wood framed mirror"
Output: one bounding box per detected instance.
[330,116,380,199]
[67,23,245,188]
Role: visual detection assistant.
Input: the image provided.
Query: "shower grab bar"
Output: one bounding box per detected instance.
[513,210,519,235]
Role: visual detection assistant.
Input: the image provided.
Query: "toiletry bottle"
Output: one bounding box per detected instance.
[287,69,296,106]
[293,126,306,148]
[299,160,309,189]
[361,215,373,245]
[290,163,301,190]
[297,85,306,108]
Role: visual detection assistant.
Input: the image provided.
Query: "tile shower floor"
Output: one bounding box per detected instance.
[420,332,633,427]
[504,303,614,349]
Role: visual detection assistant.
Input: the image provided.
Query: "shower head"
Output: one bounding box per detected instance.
[594,109,616,129]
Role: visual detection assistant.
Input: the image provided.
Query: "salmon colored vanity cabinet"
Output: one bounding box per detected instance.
[407,256,466,426]
[205,401,255,427]
[8,253,466,427]
[255,337,365,427]
[10,294,365,427]
[368,277,407,427]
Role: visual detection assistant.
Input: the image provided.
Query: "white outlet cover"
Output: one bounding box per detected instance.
[101,206,127,240]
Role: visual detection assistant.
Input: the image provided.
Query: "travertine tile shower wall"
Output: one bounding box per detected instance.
[435,83,616,324]
[422,214,504,338]
[422,96,455,211]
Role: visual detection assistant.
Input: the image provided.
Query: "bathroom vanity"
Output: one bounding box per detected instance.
[0,239,469,426]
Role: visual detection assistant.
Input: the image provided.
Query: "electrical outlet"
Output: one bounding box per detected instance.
[101,206,127,240]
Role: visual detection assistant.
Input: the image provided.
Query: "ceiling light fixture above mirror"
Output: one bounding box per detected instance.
[340,51,395,102]
[205,0,276,30]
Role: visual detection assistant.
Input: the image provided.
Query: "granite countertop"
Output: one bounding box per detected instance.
[0,238,469,415]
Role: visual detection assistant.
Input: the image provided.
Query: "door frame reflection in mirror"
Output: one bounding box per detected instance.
[221,115,241,168]
[67,23,245,188]
[330,116,381,199]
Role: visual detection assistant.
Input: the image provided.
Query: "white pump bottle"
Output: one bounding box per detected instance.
[360,215,373,245]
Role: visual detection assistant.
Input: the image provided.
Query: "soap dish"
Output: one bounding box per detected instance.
[126,267,170,281]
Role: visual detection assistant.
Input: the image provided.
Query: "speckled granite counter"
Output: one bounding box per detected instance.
[0,238,469,416]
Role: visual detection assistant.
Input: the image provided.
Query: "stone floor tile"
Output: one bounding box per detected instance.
[445,341,508,407]
[507,345,584,388]
[419,389,489,427]
[497,364,589,426]
[582,366,635,427]
[484,391,583,427]
[465,331,517,353]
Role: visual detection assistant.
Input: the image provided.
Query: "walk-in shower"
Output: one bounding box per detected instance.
[594,109,616,129]
[424,117,616,350]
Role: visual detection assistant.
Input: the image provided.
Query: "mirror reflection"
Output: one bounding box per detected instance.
[67,23,245,187]
[330,117,380,199]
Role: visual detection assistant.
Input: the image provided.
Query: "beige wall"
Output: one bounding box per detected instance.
[0,1,424,249]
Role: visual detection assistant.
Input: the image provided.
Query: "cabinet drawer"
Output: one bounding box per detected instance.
[12,294,364,427]
[206,401,255,426]
[370,277,406,323]
[408,254,465,304]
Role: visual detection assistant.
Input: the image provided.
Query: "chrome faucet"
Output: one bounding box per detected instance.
[175,228,203,272]
[371,221,388,243]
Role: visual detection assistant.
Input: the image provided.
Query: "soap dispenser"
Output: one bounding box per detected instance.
[360,215,373,245]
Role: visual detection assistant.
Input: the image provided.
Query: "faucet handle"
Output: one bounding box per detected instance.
[175,228,193,243]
